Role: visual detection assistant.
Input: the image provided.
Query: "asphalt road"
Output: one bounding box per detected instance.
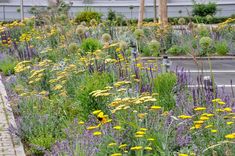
[171,59,235,93]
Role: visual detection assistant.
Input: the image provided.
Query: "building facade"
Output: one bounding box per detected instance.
[0,0,235,21]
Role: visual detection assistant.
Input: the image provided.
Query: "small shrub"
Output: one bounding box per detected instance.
[74,72,113,118]
[215,41,229,56]
[153,72,177,110]
[75,9,102,24]
[192,2,217,17]
[178,17,186,25]
[199,36,213,56]
[167,45,188,56]
[107,9,117,21]
[0,55,17,76]
[80,38,102,54]
[148,40,161,56]
[134,29,144,40]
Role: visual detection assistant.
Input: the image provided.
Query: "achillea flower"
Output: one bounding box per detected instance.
[199,116,209,121]
[113,126,122,130]
[140,128,148,131]
[144,147,152,151]
[92,110,102,115]
[218,101,226,105]
[226,122,234,125]
[194,124,203,129]
[135,135,144,138]
[87,125,99,130]
[194,107,206,111]
[93,131,102,136]
[205,124,213,129]
[136,131,145,135]
[78,121,84,125]
[138,113,147,119]
[108,142,117,147]
[130,146,143,150]
[53,84,63,91]
[224,107,232,112]
[178,115,192,119]
[150,105,161,110]
[179,154,188,156]
[111,153,122,156]
[119,144,127,148]
[212,98,222,103]
[225,133,235,139]
[211,129,217,133]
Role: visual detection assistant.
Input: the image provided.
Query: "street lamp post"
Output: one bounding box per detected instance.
[20,0,24,22]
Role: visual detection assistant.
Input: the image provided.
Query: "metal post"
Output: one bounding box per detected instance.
[20,0,24,22]
[3,5,6,21]
[162,55,171,73]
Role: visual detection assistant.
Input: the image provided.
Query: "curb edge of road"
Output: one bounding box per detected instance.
[142,56,235,61]
[0,75,26,156]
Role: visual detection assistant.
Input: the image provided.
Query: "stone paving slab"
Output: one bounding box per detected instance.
[0,75,25,156]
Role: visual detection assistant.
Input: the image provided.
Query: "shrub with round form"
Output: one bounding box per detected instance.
[178,18,186,25]
[102,33,111,43]
[134,29,144,40]
[148,40,160,53]
[206,15,213,22]
[76,25,85,36]
[90,19,97,26]
[199,37,212,49]
[68,43,79,53]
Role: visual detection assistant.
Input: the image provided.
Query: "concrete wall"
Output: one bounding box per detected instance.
[0,0,235,21]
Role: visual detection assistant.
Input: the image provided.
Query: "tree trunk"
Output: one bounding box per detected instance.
[138,0,145,28]
[159,0,168,26]
[48,0,60,7]
[153,0,157,22]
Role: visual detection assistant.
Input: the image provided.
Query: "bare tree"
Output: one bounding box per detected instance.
[159,0,168,26]
[138,0,145,28]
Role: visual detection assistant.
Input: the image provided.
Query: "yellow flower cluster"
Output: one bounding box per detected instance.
[14,61,31,73]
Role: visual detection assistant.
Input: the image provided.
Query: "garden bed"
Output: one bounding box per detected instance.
[0,8,235,156]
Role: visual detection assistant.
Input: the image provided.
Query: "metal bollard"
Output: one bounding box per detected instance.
[162,55,171,73]
[203,76,215,92]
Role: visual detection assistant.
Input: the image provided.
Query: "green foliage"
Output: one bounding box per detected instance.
[192,2,217,17]
[18,97,67,154]
[74,72,113,119]
[199,37,213,56]
[167,45,189,56]
[75,9,102,24]
[80,38,102,54]
[134,29,144,40]
[153,72,177,110]
[215,41,229,56]
[107,9,117,21]
[0,55,17,76]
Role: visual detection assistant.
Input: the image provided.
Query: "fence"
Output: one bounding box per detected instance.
[0,3,235,21]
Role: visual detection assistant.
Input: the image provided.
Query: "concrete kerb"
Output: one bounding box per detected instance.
[141,56,235,61]
[0,75,25,156]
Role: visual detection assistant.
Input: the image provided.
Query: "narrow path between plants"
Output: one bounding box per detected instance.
[0,75,25,156]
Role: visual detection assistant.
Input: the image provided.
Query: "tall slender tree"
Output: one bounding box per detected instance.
[159,0,168,26]
[138,0,145,28]
[153,0,157,22]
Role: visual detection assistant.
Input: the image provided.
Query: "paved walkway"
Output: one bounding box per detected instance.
[0,75,25,156]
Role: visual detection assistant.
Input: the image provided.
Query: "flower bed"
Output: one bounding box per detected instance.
[0,13,235,156]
